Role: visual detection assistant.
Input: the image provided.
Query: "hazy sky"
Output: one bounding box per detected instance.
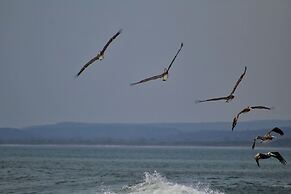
[1,0,291,128]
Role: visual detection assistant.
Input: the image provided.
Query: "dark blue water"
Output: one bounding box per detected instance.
[0,145,290,194]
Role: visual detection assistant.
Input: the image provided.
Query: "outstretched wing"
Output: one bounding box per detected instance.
[76,55,100,77]
[237,107,250,117]
[250,106,272,110]
[229,66,247,95]
[232,115,238,131]
[270,152,287,165]
[166,43,183,72]
[252,138,257,149]
[269,127,284,136]
[100,29,122,55]
[195,96,229,104]
[130,73,164,86]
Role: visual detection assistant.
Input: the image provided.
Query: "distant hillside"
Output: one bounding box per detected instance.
[0,120,290,146]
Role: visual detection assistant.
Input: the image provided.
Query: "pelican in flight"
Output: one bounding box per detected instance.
[232,106,273,131]
[195,66,247,103]
[252,127,284,149]
[130,43,183,86]
[76,29,122,77]
[254,152,287,167]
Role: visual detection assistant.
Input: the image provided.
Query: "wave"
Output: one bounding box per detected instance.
[101,171,224,194]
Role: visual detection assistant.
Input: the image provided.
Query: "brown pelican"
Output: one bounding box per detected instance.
[232,106,273,131]
[76,29,122,77]
[252,127,284,149]
[130,43,183,86]
[195,66,247,103]
[254,152,287,167]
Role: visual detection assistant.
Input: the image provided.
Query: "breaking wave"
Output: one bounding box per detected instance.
[101,171,224,194]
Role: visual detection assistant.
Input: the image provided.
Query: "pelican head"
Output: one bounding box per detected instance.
[226,94,235,102]
[162,68,168,81]
[97,52,104,60]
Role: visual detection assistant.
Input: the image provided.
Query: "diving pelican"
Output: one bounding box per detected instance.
[76,29,122,77]
[196,66,247,103]
[130,43,183,86]
[252,127,284,149]
[232,106,273,131]
[254,152,287,167]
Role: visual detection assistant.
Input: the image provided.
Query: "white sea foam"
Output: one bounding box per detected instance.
[102,171,224,194]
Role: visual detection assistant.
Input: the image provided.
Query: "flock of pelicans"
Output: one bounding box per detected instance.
[75,29,287,168]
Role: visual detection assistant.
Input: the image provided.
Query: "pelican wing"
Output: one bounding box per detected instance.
[130,73,164,86]
[232,115,238,131]
[195,96,229,103]
[269,127,284,136]
[250,106,272,110]
[232,107,249,130]
[252,138,257,149]
[100,29,122,55]
[76,55,100,77]
[270,152,287,165]
[229,66,247,95]
[256,158,260,167]
[237,108,249,116]
[166,43,183,72]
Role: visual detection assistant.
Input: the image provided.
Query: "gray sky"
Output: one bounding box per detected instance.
[0,0,291,128]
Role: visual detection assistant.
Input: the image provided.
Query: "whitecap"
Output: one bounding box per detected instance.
[114,171,224,194]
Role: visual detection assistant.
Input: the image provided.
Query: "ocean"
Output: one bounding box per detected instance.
[0,145,290,194]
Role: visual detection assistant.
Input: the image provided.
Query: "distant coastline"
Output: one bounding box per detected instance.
[1,120,290,147]
[1,144,291,150]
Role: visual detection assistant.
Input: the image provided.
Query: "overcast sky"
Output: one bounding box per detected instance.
[0,0,291,128]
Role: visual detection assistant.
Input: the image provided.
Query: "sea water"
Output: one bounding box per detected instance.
[0,145,290,194]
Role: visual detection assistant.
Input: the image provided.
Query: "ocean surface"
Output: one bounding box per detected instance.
[0,145,291,194]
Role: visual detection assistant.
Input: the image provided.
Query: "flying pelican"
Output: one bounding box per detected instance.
[254,152,287,167]
[252,127,284,149]
[76,29,122,77]
[195,66,247,103]
[130,43,183,86]
[232,106,273,131]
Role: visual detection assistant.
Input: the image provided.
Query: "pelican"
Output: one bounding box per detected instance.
[254,152,287,167]
[252,127,284,149]
[195,66,247,103]
[232,106,273,131]
[130,43,183,86]
[76,29,122,77]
